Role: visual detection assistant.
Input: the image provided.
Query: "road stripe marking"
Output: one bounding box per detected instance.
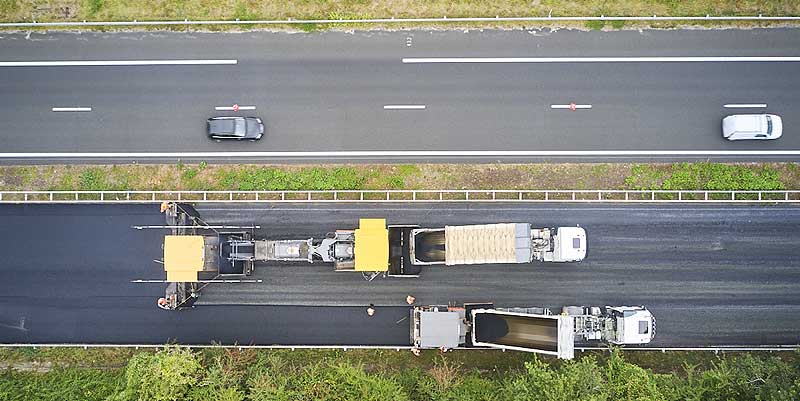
[0,150,799,159]
[551,104,592,109]
[402,57,800,64]
[0,59,238,67]
[383,105,426,110]
[51,107,92,112]
[724,103,768,108]
[215,105,256,111]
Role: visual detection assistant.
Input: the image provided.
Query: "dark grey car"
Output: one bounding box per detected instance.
[207,116,264,141]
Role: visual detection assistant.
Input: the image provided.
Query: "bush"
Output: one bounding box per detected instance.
[111,347,202,401]
[585,20,605,30]
[5,348,799,401]
[78,167,107,190]
[502,355,606,401]
[247,360,406,401]
[684,354,800,401]
[87,0,103,16]
[604,351,663,400]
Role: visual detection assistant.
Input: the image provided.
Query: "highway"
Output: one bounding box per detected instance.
[0,29,799,162]
[0,203,798,347]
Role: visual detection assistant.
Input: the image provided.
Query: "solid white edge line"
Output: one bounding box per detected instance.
[215,106,257,111]
[0,150,800,158]
[402,57,800,63]
[0,60,238,66]
[51,107,92,112]
[723,104,768,108]
[383,105,426,110]
[551,105,592,109]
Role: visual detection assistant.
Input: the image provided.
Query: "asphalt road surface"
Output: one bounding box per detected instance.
[0,203,798,348]
[0,29,799,162]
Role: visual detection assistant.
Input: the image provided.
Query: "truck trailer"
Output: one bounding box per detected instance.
[412,304,656,359]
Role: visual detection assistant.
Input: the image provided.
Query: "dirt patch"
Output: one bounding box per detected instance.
[0,361,54,372]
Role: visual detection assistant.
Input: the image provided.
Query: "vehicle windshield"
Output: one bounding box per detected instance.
[766,116,773,135]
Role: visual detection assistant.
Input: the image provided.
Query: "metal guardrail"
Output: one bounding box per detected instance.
[0,190,798,203]
[0,343,796,353]
[1,15,799,28]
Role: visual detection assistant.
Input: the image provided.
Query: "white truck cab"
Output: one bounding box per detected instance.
[607,306,656,345]
[552,226,587,262]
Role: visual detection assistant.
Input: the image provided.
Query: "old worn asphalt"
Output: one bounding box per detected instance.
[0,29,799,162]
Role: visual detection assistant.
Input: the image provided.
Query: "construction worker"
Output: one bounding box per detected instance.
[157,297,170,310]
[406,295,416,305]
[367,304,376,316]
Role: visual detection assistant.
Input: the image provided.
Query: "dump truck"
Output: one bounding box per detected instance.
[410,223,586,265]
[412,304,656,359]
[153,203,587,309]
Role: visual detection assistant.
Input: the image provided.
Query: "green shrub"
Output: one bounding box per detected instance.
[625,164,666,190]
[248,360,406,401]
[687,354,800,401]
[604,351,664,400]
[78,168,107,190]
[298,23,319,32]
[86,0,103,17]
[4,348,800,401]
[585,20,605,30]
[502,355,606,401]
[435,375,501,401]
[610,20,626,29]
[111,347,202,401]
[182,168,199,181]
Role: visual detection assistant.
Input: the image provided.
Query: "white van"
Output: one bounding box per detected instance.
[722,114,782,140]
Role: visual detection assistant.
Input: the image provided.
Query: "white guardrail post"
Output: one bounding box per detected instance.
[0,15,799,28]
[0,190,797,203]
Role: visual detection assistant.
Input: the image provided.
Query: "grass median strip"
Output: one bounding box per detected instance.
[0,162,796,193]
[3,1,799,29]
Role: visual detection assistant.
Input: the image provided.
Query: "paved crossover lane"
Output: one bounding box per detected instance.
[0,203,798,347]
[0,29,799,161]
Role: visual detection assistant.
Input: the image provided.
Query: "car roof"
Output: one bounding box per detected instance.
[208,119,242,136]
[730,115,764,133]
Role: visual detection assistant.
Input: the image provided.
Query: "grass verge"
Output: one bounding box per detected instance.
[0,347,798,401]
[3,1,799,30]
[0,162,797,192]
